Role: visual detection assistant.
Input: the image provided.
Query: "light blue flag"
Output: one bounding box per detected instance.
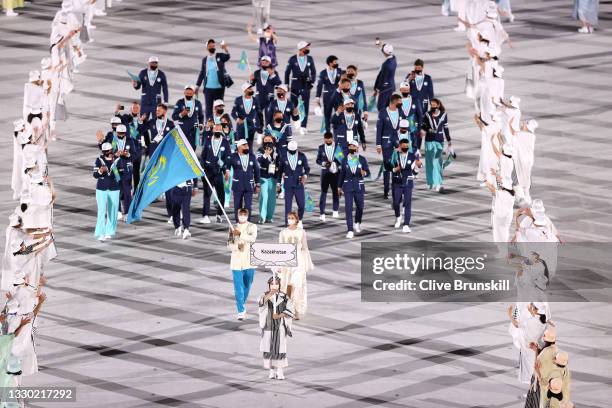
[297,97,305,123]
[127,127,203,223]
[367,95,377,113]
[305,190,315,213]
[319,118,326,134]
[127,70,140,83]
[237,50,249,71]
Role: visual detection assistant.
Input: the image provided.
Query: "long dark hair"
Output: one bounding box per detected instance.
[431,98,445,113]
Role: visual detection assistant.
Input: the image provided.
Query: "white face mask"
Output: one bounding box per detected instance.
[287,219,296,226]
[238,215,248,223]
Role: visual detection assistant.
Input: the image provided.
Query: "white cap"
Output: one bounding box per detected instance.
[399,81,410,89]
[532,302,547,315]
[275,84,288,92]
[29,70,41,82]
[349,139,360,147]
[148,56,159,63]
[297,41,310,50]
[236,139,248,147]
[382,43,394,55]
[213,99,224,108]
[110,116,122,124]
[101,142,113,151]
[343,98,355,106]
[526,119,538,133]
[41,57,52,69]
[184,84,195,90]
[399,119,410,128]
[9,213,21,227]
[262,23,271,30]
[260,55,272,62]
[241,82,254,92]
[509,95,521,108]
[13,119,25,132]
[116,124,127,133]
[502,143,514,156]
[287,140,298,151]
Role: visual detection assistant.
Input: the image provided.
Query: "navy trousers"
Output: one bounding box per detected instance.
[284,185,305,224]
[319,172,339,213]
[392,180,414,225]
[343,189,364,232]
[202,172,225,216]
[382,148,394,196]
[171,186,192,229]
[233,189,253,221]
[119,176,132,215]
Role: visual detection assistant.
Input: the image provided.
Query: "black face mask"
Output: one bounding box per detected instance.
[341,88,350,93]
[544,341,556,348]
[345,107,354,113]
[324,139,333,145]
[208,48,216,54]
[288,149,297,155]
[149,65,158,71]
[241,148,249,154]
[264,142,274,149]
[331,63,338,69]
[401,147,409,153]
[415,69,423,74]
[346,73,355,80]
[401,92,410,98]
[157,115,164,119]
[118,134,125,139]
[277,93,285,99]
[185,95,193,100]
[349,149,357,155]
[395,103,403,109]
[303,49,310,55]
[213,132,223,138]
[546,391,563,401]
[274,118,283,124]
[246,90,254,97]
[103,151,112,157]
[215,108,224,114]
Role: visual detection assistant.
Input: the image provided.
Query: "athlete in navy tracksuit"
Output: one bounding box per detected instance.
[226,140,261,221]
[284,42,316,131]
[277,141,310,225]
[338,140,371,237]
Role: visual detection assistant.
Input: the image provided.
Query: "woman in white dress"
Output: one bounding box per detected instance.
[513,119,537,204]
[277,211,313,319]
[508,302,548,384]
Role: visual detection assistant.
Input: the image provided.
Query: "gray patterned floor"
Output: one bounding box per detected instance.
[1,0,611,407]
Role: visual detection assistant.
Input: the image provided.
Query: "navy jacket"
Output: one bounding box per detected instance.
[256,146,280,180]
[338,155,371,193]
[278,151,310,189]
[251,69,282,108]
[227,152,261,192]
[331,112,366,153]
[201,136,231,175]
[263,123,292,155]
[172,98,204,137]
[284,54,316,92]
[408,73,434,111]
[146,117,175,156]
[119,114,147,160]
[390,151,420,185]
[316,68,343,104]
[374,56,397,95]
[421,111,451,144]
[316,143,340,177]
[93,156,122,190]
[135,69,169,107]
[231,96,263,136]
[265,98,299,126]
[376,108,401,151]
[196,52,231,89]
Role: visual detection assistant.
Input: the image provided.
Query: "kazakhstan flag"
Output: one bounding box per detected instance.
[127,127,203,223]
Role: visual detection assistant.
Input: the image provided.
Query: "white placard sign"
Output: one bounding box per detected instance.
[250,243,297,267]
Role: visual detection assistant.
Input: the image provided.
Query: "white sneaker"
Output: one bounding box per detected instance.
[354,223,361,233]
[508,14,515,23]
[182,229,191,239]
[5,10,18,17]
[319,214,326,222]
[346,231,354,239]
[578,26,589,34]
[174,227,182,236]
[279,192,284,199]
[98,235,107,242]
[117,211,123,220]
[298,220,303,228]
[332,211,339,218]
[441,5,449,16]
[299,127,307,135]
[88,24,97,29]
[268,369,276,379]
[104,235,112,241]
[394,217,402,228]
[402,225,411,233]
[94,10,107,16]
[237,311,246,320]
[198,216,211,224]
[167,216,173,224]
[276,367,285,380]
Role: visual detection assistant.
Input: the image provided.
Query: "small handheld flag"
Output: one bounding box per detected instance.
[237,50,249,71]
[297,97,306,123]
[305,190,315,213]
[333,145,345,163]
[367,95,377,113]
[127,70,140,83]
[320,119,326,134]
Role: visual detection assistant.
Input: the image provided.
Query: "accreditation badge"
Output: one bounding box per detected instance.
[330,161,338,174]
[268,163,276,175]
